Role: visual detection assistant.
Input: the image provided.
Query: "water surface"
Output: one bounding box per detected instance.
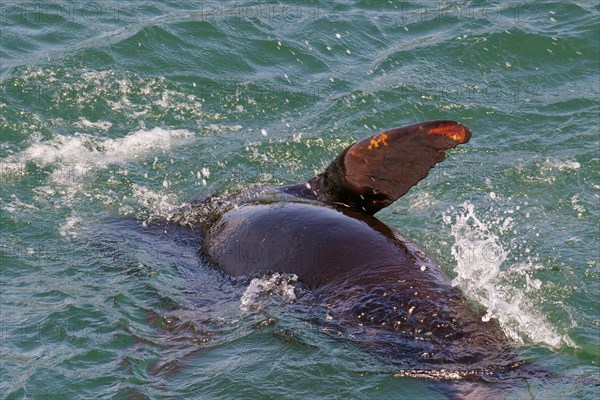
[1,1,598,399]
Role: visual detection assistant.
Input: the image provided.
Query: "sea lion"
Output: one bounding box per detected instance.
[192,120,523,381]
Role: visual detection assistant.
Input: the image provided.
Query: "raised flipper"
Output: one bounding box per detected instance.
[308,120,471,214]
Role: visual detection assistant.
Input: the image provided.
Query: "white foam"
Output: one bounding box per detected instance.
[240,273,298,311]
[570,195,585,217]
[73,118,113,131]
[3,195,38,215]
[518,158,582,184]
[58,214,82,240]
[1,127,193,184]
[445,202,575,348]
[129,183,180,220]
[541,158,581,172]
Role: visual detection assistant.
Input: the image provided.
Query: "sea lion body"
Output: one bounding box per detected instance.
[199,185,514,378]
[202,191,423,288]
[195,121,521,379]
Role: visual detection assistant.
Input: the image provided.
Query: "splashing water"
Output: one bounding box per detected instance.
[240,273,298,312]
[129,183,181,221]
[0,127,193,188]
[444,202,575,349]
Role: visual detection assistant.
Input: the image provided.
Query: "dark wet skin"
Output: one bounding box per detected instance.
[200,193,518,381]
[196,121,528,382]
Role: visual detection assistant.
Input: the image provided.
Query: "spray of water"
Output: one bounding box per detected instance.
[445,201,575,349]
[240,273,298,312]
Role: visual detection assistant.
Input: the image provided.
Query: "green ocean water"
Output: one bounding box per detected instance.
[1,1,598,399]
